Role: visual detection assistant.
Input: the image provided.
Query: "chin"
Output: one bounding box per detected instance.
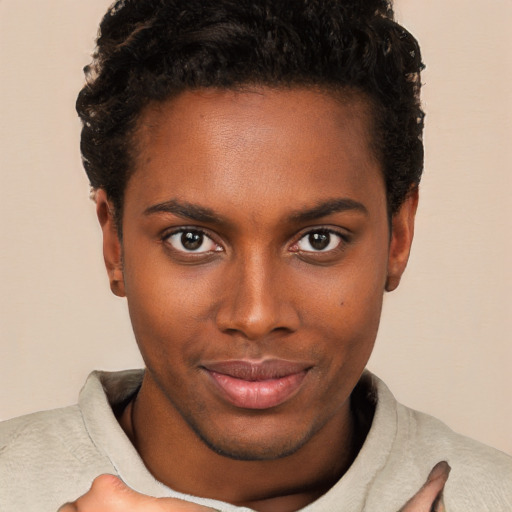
[200,434,312,461]
[188,416,320,461]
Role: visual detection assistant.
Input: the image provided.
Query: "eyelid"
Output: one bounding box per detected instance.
[289,227,350,253]
[162,227,223,254]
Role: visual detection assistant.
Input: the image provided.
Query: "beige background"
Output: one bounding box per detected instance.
[1,1,511,455]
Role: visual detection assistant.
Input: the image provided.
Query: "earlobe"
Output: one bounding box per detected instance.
[95,189,126,297]
[385,188,419,292]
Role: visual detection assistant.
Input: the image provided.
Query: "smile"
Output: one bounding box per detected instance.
[201,360,311,410]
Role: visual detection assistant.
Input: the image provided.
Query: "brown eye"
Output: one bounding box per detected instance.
[182,231,203,250]
[297,230,342,252]
[166,229,219,253]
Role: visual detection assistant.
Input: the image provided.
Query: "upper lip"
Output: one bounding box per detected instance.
[201,359,312,381]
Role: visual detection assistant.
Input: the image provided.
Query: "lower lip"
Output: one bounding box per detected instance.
[205,370,308,410]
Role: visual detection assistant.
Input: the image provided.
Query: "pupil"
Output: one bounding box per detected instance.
[181,231,203,251]
[309,232,330,250]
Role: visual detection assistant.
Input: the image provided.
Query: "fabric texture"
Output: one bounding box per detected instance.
[0,370,511,511]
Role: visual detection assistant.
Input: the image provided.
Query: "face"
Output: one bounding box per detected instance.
[99,87,416,461]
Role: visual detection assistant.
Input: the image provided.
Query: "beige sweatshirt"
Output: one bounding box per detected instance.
[1,370,511,511]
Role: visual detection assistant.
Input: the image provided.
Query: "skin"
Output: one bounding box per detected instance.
[59,463,448,512]
[58,475,215,512]
[399,462,450,512]
[75,87,418,511]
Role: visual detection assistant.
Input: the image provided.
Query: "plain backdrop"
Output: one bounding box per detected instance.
[0,0,511,455]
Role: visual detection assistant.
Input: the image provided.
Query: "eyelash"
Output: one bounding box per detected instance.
[161,227,350,258]
[163,228,222,255]
[291,228,349,255]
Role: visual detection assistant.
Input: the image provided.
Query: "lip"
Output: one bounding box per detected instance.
[201,359,311,410]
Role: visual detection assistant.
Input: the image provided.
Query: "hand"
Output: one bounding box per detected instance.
[399,461,450,512]
[58,474,219,512]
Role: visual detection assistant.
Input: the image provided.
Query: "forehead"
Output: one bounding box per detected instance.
[125,87,385,222]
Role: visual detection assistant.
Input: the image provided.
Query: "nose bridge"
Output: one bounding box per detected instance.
[217,247,296,339]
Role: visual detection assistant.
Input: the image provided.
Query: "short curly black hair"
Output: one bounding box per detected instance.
[77,0,424,229]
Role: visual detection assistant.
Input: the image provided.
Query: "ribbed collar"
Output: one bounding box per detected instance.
[78,369,398,511]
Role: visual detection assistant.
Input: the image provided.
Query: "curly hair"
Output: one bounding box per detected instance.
[77,0,424,229]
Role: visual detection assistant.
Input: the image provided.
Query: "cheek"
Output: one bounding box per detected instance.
[122,252,222,363]
[300,244,387,324]
[341,260,386,349]
[314,273,383,400]
[302,244,387,368]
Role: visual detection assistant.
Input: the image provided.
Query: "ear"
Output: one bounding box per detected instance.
[95,189,126,297]
[385,187,419,292]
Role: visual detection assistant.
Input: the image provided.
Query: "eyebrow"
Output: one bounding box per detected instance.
[288,198,368,223]
[144,197,368,225]
[144,200,222,224]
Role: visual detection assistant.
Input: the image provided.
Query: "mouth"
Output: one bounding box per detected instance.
[201,359,311,410]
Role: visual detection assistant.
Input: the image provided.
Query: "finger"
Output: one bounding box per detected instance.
[71,474,129,510]
[399,461,451,512]
[59,474,217,511]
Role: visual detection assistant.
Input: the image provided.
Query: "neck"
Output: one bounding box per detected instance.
[119,374,366,512]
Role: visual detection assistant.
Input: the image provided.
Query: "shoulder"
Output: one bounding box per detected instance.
[399,405,512,510]
[0,396,115,510]
[368,373,512,511]
[0,404,106,462]
[1,403,82,444]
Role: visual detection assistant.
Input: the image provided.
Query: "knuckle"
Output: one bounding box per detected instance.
[90,473,122,493]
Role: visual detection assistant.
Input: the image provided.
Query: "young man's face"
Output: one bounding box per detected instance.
[99,88,415,461]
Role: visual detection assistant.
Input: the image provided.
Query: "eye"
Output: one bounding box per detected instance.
[296,229,343,252]
[165,229,220,253]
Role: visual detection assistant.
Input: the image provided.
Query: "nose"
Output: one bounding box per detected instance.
[215,252,300,340]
